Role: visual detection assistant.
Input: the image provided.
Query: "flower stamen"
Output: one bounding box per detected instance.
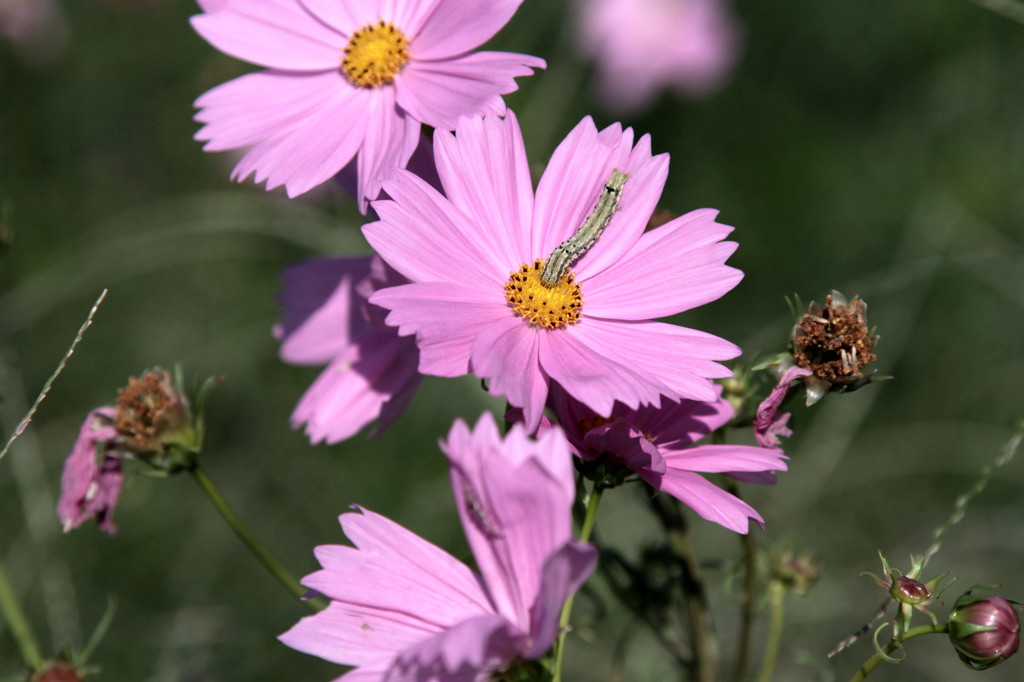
[505,260,583,329]
[341,20,410,88]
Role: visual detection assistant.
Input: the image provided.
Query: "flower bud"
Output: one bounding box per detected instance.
[31,660,84,682]
[948,590,1021,670]
[890,575,932,605]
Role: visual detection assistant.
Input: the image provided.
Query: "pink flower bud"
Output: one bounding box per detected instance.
[948,591,1021,670]
[890,575,932,606]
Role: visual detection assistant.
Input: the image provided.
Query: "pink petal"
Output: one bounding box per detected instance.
[468,316,549,433]
[569,318,739,403]
[583,419,667,476]
[583,210,744,319]
[57,408,122,534]
[280,601,434,667]
[194,70,343,153]
[570,137,670,283]
[531,117,636,260]
[297,0,372,34]
[291,330,422,444]
[661,444,787,474]
[443,415,576,632]
[432,114,534,265]
[366,172,509,288]
[276,257,372,365]
[191,1,343,70]
[387,613,520,680]
[304,509,494,625]
[538,327,668,419]
[754,365,813,448]
[410,0,526,59]
[523,542,597,658]
[650,469,764,534]
[355,87,422,213]
[396,51,544,130]
[229,81,369,197]
[370,283,508,377]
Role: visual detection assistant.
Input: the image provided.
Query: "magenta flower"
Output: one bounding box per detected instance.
[275,255,421,444]
[57,408,123,534]
[547,386,786,533]
[364,113,744,433]
[279,413,596,679]
[191,0,545,210]
[575,0,741,114]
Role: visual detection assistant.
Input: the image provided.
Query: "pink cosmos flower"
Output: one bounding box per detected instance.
[279,413,596,680]
[546,386,787,533]
[191,0,545,211]
[275,255,421,444]
[575,0,741,114]
[57,408,124,534]
[364,113,744,433]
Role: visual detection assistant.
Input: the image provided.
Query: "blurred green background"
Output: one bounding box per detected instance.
[2,0,1024,680]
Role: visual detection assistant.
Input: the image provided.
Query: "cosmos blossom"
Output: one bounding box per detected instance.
[546,386,787,534]
[279,413,596,680]
[364,112,744,433]
[275,255,421,444]
[57,408,123,534]
[191,0,544,211]
[575,0,741,114]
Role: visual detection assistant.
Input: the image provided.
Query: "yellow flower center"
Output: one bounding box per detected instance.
[341,20,410,88]
[504,260,583,329]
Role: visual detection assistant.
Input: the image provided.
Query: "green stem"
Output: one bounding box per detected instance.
[0,558,44,670]
[754,581,786,682]
[552,485,603,682]
[848,623,948,682]
[189,464,325,612]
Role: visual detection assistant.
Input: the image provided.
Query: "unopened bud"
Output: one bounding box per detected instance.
[31,660,83,682]
[948,589,1021,670]
[890,575,931,606]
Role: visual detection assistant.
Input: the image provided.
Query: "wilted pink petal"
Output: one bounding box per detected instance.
[57,408,123,534]
[753,364,813,448]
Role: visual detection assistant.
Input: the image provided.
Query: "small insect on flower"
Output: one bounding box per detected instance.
[540,169,630,287]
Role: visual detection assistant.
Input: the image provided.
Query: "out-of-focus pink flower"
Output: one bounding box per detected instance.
[280,413,596,679]
[575,0,741,114]
[275,255,422,444]
[365,113,744,433]
[191,0,544,211]
[753,364,812,449]
[547,386,787,534]
[57,408,123,535]
[0,0,69,64]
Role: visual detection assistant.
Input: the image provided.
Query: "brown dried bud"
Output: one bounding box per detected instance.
[115,370,192,455]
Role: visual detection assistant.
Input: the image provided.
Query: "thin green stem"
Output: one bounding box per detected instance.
[848,623,947,682]
[0,558,44,670]
[552,485,603,682]
[189,464,325,612]
[754,581,786,682]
